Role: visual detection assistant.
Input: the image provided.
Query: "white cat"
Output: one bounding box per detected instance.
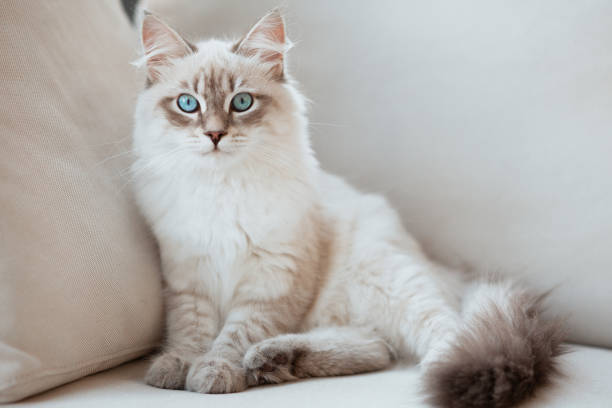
[132,9,565,407]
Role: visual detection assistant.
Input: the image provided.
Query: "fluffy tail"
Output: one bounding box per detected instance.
[423,281,567,408]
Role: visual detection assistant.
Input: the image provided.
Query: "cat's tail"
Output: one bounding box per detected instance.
[423,280,567,408]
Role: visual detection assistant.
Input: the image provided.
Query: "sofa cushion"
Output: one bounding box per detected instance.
[11,345,612,407]
[0,0,162,402]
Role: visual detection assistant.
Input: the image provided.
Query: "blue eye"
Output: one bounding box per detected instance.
[177,93,199,113]
[231,92,253,112]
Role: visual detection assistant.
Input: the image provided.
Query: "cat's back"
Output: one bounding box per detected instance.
[318,171,410,241]
[316,170,424,274]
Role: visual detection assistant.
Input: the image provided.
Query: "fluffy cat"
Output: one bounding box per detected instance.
[131,9,565,407]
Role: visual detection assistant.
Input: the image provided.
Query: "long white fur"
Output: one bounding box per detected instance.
[133,11,561,404]
[133,8,464,373]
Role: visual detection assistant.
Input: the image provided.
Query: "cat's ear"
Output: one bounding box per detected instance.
[234,9,290,79]
[140,12,195,83]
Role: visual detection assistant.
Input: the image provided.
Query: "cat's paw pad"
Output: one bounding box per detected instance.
[185,356,247,394]
[244,340,303,385]
[145,353,189,390]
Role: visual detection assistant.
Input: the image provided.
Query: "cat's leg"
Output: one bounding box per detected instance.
[393,265,466,371]
[185,265,312,394]
[243,326,394,386]
[185,301,294,394]
[145,289,218,390]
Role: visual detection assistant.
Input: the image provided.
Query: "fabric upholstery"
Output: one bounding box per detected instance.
[2,0,611,404]
[9,345,612,407]
[0,0,163,402]
[145,0,612,348]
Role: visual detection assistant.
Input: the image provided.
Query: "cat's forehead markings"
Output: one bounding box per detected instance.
[205,66,217,96]
[228,74,236,92]
[195,69,205,95]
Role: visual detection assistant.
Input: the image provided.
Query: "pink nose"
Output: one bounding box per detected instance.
[205,130,227,146]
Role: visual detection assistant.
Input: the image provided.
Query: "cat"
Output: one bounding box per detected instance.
[131,9,566,407]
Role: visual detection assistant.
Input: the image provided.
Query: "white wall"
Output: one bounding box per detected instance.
[146,0,612,348]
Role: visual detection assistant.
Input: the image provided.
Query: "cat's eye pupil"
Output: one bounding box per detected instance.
[177,94,198,113]
[231,92,253,112]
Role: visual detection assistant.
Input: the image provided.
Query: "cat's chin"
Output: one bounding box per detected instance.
[197,149,232,160]
[191,148,240,169]
[212,148,231,154]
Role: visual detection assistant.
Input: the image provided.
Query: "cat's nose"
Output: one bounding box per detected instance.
[204,130,227,147]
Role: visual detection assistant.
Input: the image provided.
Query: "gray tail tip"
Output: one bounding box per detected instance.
[423,312,569,407]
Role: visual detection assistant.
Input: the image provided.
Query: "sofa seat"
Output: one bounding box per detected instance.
[10,345,610,407]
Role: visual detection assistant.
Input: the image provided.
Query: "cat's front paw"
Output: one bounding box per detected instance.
[145,353,190,390]
[185,355,247,394]
[244,338,301,386]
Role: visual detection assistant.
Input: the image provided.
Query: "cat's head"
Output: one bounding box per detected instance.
[133,10,310,174]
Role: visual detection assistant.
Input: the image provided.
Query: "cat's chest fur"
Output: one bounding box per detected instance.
[137,168,314,312]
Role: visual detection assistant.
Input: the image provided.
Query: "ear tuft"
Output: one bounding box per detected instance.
[139,13,195,83]
[234,9,291,79]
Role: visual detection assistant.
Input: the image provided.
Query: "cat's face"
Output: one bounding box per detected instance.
[133,10,305,172]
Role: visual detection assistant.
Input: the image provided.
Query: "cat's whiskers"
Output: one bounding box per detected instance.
[309,121,347,129]
[92,149,139,168]
[93,140,190,170]
[117,144,196,192]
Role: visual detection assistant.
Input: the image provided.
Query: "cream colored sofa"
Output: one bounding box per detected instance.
[10,347,612,407]
[3,1,612,406]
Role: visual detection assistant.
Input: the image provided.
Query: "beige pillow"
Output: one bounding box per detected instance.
[0,0,162,402]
